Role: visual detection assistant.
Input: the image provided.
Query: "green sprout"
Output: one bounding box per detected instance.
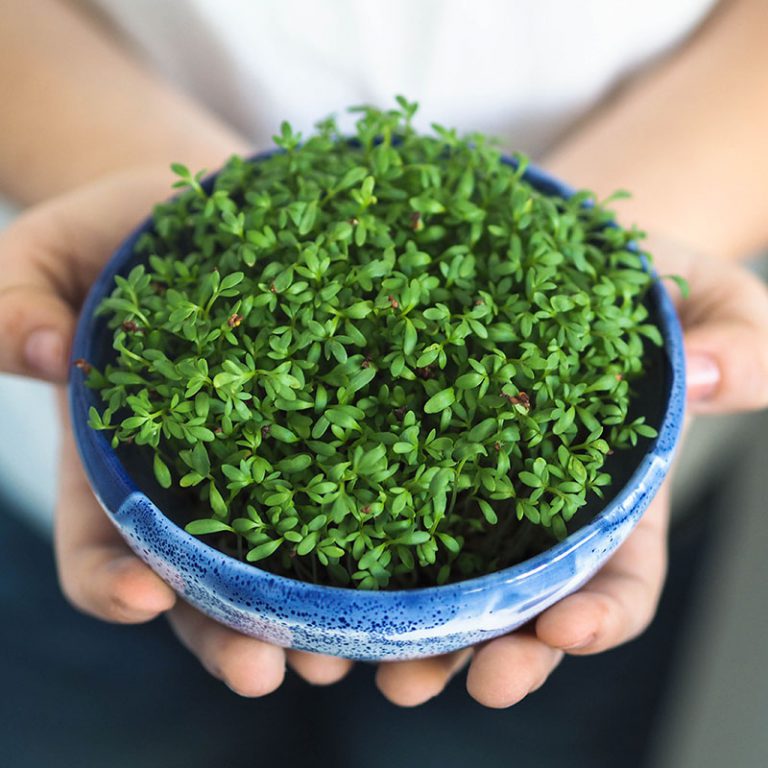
[87,97,662,589]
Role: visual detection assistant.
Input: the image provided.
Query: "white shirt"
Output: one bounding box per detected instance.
[90,0,718,156]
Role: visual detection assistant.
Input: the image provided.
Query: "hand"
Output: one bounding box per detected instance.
[0,173,352,696]
[374,240,768,708]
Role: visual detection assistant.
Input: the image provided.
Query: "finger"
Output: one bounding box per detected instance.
[466,633,564,709]
[54,404,176,623]
[375,648,473,707]
[286,649,354,686]
[535,487,669,654]
[168,601,286,698]
[0,168,173,381]
[0,279,77,382]
[680,256,768,412]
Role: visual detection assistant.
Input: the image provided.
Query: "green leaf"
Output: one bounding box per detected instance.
[424,387,455,414]
[477,499,498,525]
[415,346,440,367]
[348,365,376,393]
[187,425,216,442]
[180,471,204,488]
[357,444,387,475]
[296,531,319,556]
[298,200,319,235]
[264,490,291,506]
[552,515,567,540]
[219,271,245,291]
[171,162,190,178]
[153,454,172,489]
[660,274,690,299]
[519,471,542,488]
[87,407,104,430]
[345,301,373,319]
[403,319,417,356]
[246,538,283,562]
[466,418,496,442]
[437,532,461,553]
[337,166,369,191]
[321,544,345,559]
[269,424,299,443]
[456,372,484,389]
[635,422,658,438]
[410,195,445,214]
[277,454,313,473]
[326,407,362,430]
[185,519,234,535]
[108,371,146,385]
[189,441,210,477]
[552,406,576,435]
[209,481,228,519]
[637,324,663,346]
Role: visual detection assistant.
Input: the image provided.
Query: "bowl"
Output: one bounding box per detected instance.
[69,158,686,661]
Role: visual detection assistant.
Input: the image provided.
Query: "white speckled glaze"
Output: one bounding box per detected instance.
[70,160,686,661]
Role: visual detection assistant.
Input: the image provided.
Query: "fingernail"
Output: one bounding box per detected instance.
[559,633,596,651]
[24,329,66,380]
[687,352,720,401]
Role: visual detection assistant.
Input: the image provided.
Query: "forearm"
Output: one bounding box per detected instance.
[0,0,249,204]
[544,0,768,262]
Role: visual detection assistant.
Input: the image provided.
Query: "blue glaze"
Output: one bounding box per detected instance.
[69,159,686,661]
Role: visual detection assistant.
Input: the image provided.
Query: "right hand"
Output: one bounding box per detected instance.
[0,170,353,695]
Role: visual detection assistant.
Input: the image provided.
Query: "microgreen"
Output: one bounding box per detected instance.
[87,98,663,589]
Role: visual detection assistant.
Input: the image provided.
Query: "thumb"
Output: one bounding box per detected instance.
[0,167,176,383]
[683,263,768,414]
[0,207,83,382]
[0,283,76,381]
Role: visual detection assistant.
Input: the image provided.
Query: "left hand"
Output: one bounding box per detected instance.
[0,171,354,697]
[373,241,768,707]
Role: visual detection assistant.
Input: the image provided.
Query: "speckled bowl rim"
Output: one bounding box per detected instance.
[69,154,686,606]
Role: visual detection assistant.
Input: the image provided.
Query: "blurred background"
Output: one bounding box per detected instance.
[2,0,767,764]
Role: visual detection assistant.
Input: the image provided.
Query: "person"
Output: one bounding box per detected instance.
[0,0,766,755]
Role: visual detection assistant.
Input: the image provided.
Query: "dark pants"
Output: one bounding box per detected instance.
[0,492,716,768]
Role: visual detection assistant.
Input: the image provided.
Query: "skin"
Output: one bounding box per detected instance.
[0,0,767,708]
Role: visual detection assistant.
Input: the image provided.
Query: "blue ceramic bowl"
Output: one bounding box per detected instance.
[69,159,685,661]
